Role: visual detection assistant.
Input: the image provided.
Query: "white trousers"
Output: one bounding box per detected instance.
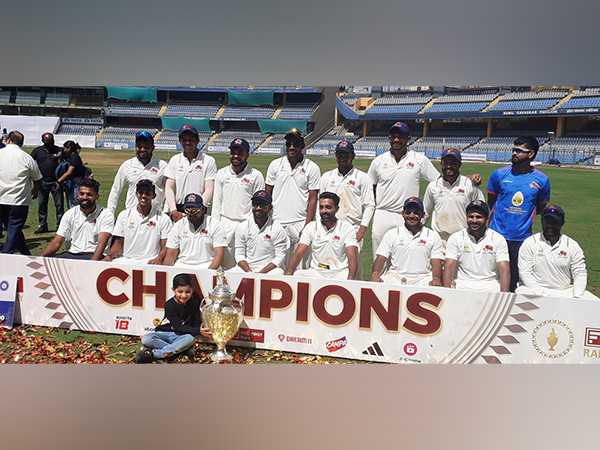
[295,268,349,280]
[217,216,242,270]
[455,278,501,293]
[282,220,308,268]
[516,285,599,300]
[371,209,403,257]
[227,265,284,276]
[381,271,432,286]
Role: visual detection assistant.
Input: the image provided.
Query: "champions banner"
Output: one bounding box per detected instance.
[2,254,600,364]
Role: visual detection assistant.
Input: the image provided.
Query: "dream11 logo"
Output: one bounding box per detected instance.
[95,268,444,334]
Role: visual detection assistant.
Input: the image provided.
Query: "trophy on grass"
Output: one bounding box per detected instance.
[200,268,244,363]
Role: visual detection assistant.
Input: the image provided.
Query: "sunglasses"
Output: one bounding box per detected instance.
[184,207,203,216]
[512,146,532,154]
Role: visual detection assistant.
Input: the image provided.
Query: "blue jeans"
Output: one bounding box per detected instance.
[0,204,30,255]
[141,331,194,359]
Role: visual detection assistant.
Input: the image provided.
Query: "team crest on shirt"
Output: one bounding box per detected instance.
[407,162,415,168]
[418,239,427,245]
[241,177,252,184]
[200,229,208,235]
[511,191,524,207]
[483,244,494,253]
[457,188,465,194]
[264,234,272,240]
[530,181,541,190]
[348,180,356,186]
[194,164,204,171]
[147,221,156,228]
[150,167,158,173]
[559,250,568,258]
[333,235,341,241]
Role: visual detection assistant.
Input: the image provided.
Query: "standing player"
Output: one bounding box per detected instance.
[371,197,444,286]
[164,125,217,222]
[105,180,172,265]
[162,193,228,269]
[319,140,374,247]
[107,131,167,215]
[487,136,551,292]
[517,205,598,300]
[443,200,511,292]
[285,192,359,280]
[265,129,320,262]
[231,190,289,275]
[423,148,484,242]
[367,122,440,256]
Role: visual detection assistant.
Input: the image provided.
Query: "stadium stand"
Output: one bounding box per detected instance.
[45,93,71,106]
[97,127,158,149]
[206,131,266,153]
[434,93,498,103]
[220,106,275,120]
[309,132,360,156]
[499,90,569,100]
[258,134,285,154]
[105,102,162,117]
[154,130,212,151]
[374,95,432,105]
[278,103,318,120]
[56,123,100,136]
[426,102,489,113]
[558,89,600,110]
[488,99,559,111]
[538,137,600,165]
[409,136,480,158]
[367,104,424,114]
[163,103,221,118]
[0,90,12,103]
[351,136,417,158]
[16,91,41,105]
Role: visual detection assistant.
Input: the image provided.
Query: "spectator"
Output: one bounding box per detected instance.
[56,141,87,208]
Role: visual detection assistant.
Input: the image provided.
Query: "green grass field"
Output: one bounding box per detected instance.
[10,148,600,295]
[2,148,599,363]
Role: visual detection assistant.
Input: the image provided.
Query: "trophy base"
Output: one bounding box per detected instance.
[210,348,233,363]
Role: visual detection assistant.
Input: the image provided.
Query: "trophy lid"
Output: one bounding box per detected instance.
[210,268,234,303]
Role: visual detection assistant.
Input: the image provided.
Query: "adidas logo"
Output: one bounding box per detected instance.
[362,342,384,357]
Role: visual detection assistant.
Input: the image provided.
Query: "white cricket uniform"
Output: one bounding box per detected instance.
[376,224,444,286]
[320,167,375,249]
[445,228,510,292]
[230,215,289,274]
[367,150,439,255]
[112,207,172,263]
[106,157,168,214]
[517,233,598,300]
[423,175,485,242]
[57,205,114,254]
[0,144,42,206]
[164,151,217,204]
[295,219,358,279]
[212,164,265,223]
[166,215,228,269]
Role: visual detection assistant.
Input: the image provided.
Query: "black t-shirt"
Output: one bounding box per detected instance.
[67,152,86,180]
[155,296,202,336]
[31,145,62,181]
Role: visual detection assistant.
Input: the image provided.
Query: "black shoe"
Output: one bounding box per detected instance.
[34,226,49,234]
[184,347,196,361]
[134,349,155,364]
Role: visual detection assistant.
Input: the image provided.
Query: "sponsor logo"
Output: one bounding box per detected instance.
[326,336,347,353]
[114,316,132,331]
[0,281,8,291]
[511,191,524,207]
[234,327,265,343]
[530,181,541,190]
[403,342,418,356]
[531,319,574,359]
[362,342,385,357]
[583,328,600,359]
[0,314,5,324]
[277,334,312,345]
[152,318,162,327]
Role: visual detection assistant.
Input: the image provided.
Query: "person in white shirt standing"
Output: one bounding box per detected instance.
[41,179,114,260]
[104,179,172,265]
[423,148,485,242]
[517,205,598,300]
[443,200,511,292]
[367,122,440,257]
[319,140,374,249]
[163,193,228,269]
[230,190,289,275]
[371,197,444,286]
[107,131,167,215]
[286,192,359,280]
[265,128,320,263]
[0,131,42,255]
[164,125,217,222]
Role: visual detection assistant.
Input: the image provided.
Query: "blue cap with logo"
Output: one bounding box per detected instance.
[542,204,565,223]
[335,140,354,153]
[389,121,410,137]
[178,124,199,137]
[229,138,250,153]
[403,196,424,212]
[135,130,154,142]
[183,193,204,209]
[466,200,490,217]
[441,148,462,162]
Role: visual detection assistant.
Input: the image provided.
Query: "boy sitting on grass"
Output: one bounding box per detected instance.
[135,273,208,363]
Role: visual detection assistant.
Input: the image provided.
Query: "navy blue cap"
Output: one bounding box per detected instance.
[251,190,272,205]
[389,121,410,137]
[178,124,199,137]
[403,196,424,212]
[285,128,304,142]
[135,130,154,142]
[543,205,565,222]
[441,148,462,162]
[335,140,354,153]
[229,138,250,153]
[466,200,490,217]
[183,193,204,209]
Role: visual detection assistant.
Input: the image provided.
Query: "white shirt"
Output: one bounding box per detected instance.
[234,216,290,271]
[519,233,588,296]
[57,205,114,254]
[423,175,485,240]
[0,144,42,206]
[367,150,439,213]
[166,215,228,266]
[299,219,358,271]
[446,228,509,282]
[164,151,217,204]
[320,167,375,227]
[107,157,168,213]
[265,156,321,224]
[212,165,265,221]
[376,224,444,276]
[113,207,172,261]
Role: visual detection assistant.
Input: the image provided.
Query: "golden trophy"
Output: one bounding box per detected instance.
[200,268,244,363]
